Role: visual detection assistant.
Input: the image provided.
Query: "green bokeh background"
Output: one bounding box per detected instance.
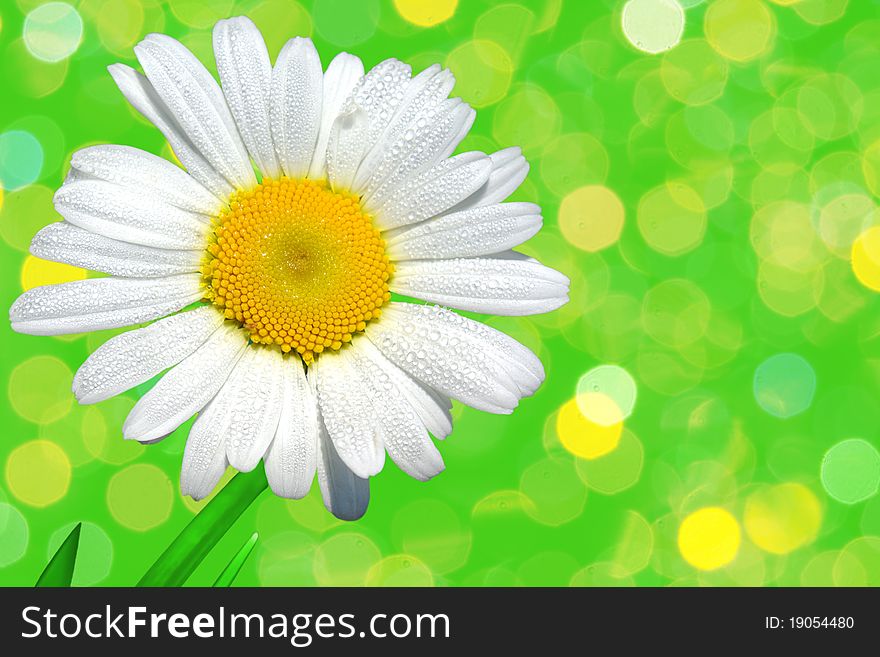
[2,0,880,586]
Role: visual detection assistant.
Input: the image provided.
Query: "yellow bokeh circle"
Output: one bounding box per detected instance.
[106,463,173,531]
[248,0,314,54]
[394,0,457,27]
[492,83,561,153]
[520,457,587,526]
[474,4,533,62]
[851,226,880,291]
[313,532,381,586]
[82,396,145,465]
[556,394,623,460]
[94,0,147,57]
[757,260,823,317]
[796,73,863,142]
[660,39,729,106]
[744,483,822,555]
[8,355,73,424]
[392,499,471,574]
[678,506,741,571]
[5,439,71,507]
[445,39,512,108]
[559,185,625,252]
[749,200,826,272]
[793,0,849,27]
[6,37,69,98]
[704,0,776,63]
[637,182,707,256]
[0,184,56,252]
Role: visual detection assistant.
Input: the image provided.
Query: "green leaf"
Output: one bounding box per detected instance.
[213,531,259,587]
[137,469,268,587]
[36,522,82,587]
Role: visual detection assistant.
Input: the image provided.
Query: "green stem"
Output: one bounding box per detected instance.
[36,522,82,587]
[213,532,259,587]
[137,470,268,587]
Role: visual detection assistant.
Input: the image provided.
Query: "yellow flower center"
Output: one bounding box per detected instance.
[203,178,393,363]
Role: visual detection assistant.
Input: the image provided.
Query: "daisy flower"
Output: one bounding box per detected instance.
[9,17,569,520]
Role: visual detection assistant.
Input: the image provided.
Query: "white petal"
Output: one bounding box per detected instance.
[449,108,476,153]
[390,256,569,316]
[123,323,246,443]
[354,65,454,190]
[326,105,369,192]
[316,417,369,521]
[451,147,529,210]
[385,202,542,260]
[370,152,491,229]
[315,341,447,480]
[366,302,544,413]
[350,336,452,439]
[311,349,385,479]
[398,301,543,396]
[214,17,281,179]
[134,34,256,190]
[31,222,202,278]
[271,37,323,179]
[388,65,454,130]
[73,306,223,405]
[223,348,284,472]
[180,398,232,501]
[348,338,446,479]
[62,167,95,185]
[359,99,475,207]
[417,384,454,440]
[181,426,229,501]
[53,180,211,250]
[180,351,286,501]
[181,348,290,496]
[69,144,222,214]
[344,58,412,155]
[264,359,318,499]
[10,274,202,336]
[308,52,364,179]
[108,64,234,198]
[483,249,538,262]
